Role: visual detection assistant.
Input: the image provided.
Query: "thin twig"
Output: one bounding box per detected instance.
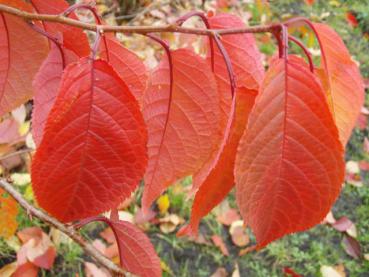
[0,179,128,276]
[0,3,279,36]
[0,149,33,161]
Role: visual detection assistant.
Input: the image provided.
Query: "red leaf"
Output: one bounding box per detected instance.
[32,42,78,146]
[142,49,220,212]
[314,23,365,146]
[346,12,358,27]
[29,0,90,57]
[100,34,148,103]
[206,13,264,131]
[179,87,257,236]
[190,13,264,194]
[235,56,344,248]
[87,217,161,277]
[12,262,39,277]
[31,58,147,222]
[0,0,48,116]
[181,15,265,235]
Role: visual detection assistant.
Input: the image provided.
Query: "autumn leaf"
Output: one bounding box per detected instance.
[235,56,344,248]
[211,235,229,256]
[31,58,147,222]
[142,48,220,212]
[314,23,365,146]
[189,13,264,197]
[32,41,78,146]
[0,0,48,116]
[0,188,18,239]
[81,217,162,277]
[17,227,56,269]
[178,87,257,237]
[29,0,90,57]
[100,33,148,104]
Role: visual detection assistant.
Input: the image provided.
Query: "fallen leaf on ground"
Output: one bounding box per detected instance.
[10,173,31,187]
[159,214,184,234]
[217,208,241,226]
[157,194,170,215]
[0,188,18,239]
[342,235,361,259]
[134,208,157,225]
[17,227,56,269]
[331,217,353,232]
[211,235,229,256]
[320,265,346,277]
[232,263,240,277]
[0,262,17,277]
[229,220,249,247]
[210,267,227,277]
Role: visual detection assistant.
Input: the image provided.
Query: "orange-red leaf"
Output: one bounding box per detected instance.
[179,87,257,236]
[235,56,344,248]
[191,13,265,193]
[206,13,264,130]
[32,43,78,146]
[100,34,147,103]
[31,58,147,222]
[0,188,18,239]
[142,49,220,212]
[0,0,48,116]
[314,23,365,146]
[29,0,90,57]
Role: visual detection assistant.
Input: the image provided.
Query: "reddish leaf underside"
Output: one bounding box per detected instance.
[142,48,220,212]
[32,42,78,146]
[179,87,257,237]
[0,0,48,116]
[205,13,264,130]
[191,13,265,194]
[235,56,344,248]
[106,219,161,277]
[0,188,18,239]
[100,33,148,104]
[314,23,364,146]
[29,0,90,57]
[31,58,147,222]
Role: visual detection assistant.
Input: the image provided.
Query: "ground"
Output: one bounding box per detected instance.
[0,0,369,276]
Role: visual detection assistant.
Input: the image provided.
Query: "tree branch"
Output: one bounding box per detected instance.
[0,178,129,277]
[0,3,279,36]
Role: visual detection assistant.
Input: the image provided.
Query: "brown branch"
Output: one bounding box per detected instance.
[0,3,279,36]
[0,178,129,277]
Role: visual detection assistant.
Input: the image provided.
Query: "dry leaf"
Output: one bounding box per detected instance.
[229,220,249,247]
[217,208,241,226]
[211,235,229,256]
[210,267,227,277]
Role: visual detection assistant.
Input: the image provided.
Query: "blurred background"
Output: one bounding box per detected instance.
[1,0,369,276]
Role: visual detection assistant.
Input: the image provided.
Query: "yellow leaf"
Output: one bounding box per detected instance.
[157,194,170,214]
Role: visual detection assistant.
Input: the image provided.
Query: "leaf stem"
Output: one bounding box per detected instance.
[27,22,66,68]
[176,11,215,71]
[288,35,314,72]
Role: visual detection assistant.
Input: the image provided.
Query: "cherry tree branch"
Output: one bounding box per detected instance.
[0,3,280,36]
[0,178,129,277]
